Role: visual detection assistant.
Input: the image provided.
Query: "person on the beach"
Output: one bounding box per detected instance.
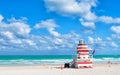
[108,60,111,67]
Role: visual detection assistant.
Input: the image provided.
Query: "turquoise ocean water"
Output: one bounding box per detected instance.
[0,55,119,65]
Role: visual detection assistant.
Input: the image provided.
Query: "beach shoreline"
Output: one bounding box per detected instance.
[0,63,119,75]
[0,55,119,75]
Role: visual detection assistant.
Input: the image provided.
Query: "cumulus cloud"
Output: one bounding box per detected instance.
[99,16,120,24]
[0,31,14,40]
[0,22,31,39]
[0,15,81,52]
[111,42,118,48]
[30,31,80,51]
[87,36,107,50]
[111,26,120,34]
[87,36,120,52]
[80,19,95,29]
[111,34,120,39]
[0,15,34,50]
[44,0,97,29]
[34,19,60,37]
[110,26,120,40]
[88,36,94,44]
[34,19,81,50]
[106,37,112,41]
[88,36,103,43]
[45,0,95,16]
[44,0,120,30]
[0,14,118,54]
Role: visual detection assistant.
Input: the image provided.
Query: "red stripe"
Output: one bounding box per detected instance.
[77,48,88,50]
[77,62,92,64]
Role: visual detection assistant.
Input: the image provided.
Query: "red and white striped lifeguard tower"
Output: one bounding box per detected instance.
[74,40,92,68]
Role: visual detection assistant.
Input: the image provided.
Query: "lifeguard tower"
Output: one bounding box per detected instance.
[73,40,92,68]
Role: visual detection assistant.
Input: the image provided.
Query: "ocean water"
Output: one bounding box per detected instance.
[0,55,119,65]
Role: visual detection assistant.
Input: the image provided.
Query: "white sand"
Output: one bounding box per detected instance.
[0,64,119,75]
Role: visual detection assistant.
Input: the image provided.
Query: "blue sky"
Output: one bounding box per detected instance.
[0,0,120,55]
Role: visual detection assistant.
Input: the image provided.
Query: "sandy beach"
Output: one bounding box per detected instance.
[0,64,119,75]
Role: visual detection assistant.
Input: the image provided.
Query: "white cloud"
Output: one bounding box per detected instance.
[33,31,81,50]
[7,17,28,23]
[0,15,81,51]
[35,19,60,37]
[88,36,94,44]
[24,40,36,46]
[111,42,118,48]
[106,37,112,41]
[0,18,31,38]
[80,21,95,28]
[0,14,119,54]
[110,25,120,40]
[87,36,120,52]
[10,39,22,44]
[0,16,34,50]
[45,0,85,16]
[83,12,97,21]
[80,28,94,33]
[45,0,96,16]
[87,36,107,50]
[0,15,3,22]
[1,31,14,40]
[35,19,57,29]
[112,34,120,39]
[44,0,97,28]
[44,0,120,30]
[99,16,120,24]
[95,37,102,42]
[54,38,63,45]
[111,26,120,34]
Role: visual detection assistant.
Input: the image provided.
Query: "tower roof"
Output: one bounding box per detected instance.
[79,40,85,44]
